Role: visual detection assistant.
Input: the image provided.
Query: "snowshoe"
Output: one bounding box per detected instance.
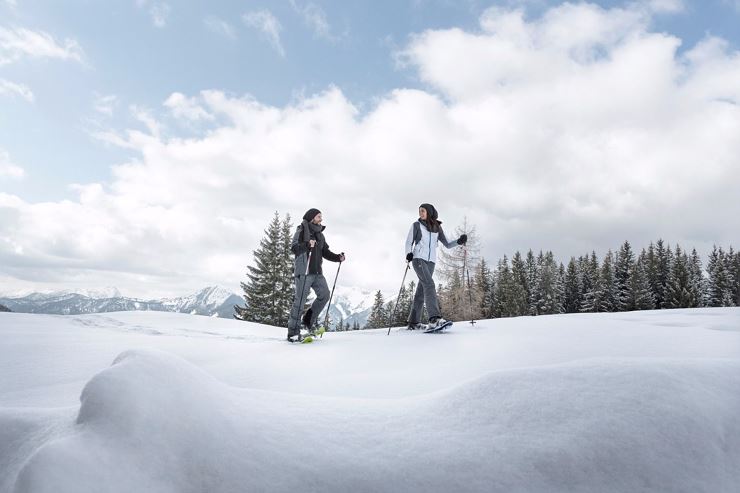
[423,318,452,333]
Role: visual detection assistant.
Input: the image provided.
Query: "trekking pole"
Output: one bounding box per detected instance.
[321,255,343,337]
[463,243,476,326]
[387,261,411,336]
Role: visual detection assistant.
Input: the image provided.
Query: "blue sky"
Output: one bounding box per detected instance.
[1,0,740,297]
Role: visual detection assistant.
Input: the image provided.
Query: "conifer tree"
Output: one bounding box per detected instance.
[564,257,581,313]
[235,212,294,326]
[664,245,694,308]
[366,290,387,329]
[630,250,655,310]
[689,248,706,307]
[615,241,635,311]
[600,250,617,312]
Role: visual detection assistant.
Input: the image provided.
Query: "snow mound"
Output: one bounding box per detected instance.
[12,350,740,493]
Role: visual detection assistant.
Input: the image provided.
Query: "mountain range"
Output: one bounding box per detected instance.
[0,286,379,328]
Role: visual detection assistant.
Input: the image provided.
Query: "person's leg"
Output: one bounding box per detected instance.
[413,259,440,321]
[408,271,426,324]
[288,274,315,336]
[308,275,330,327]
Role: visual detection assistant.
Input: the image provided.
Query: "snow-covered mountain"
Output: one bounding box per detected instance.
[0,285,380,324]
[0,287,243,319]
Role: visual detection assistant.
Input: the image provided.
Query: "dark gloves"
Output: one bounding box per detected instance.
[458,234,468,245]
[406,252,414,262]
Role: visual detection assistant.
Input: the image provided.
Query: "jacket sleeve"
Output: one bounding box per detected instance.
[291,226,308,256]
[437,227,460,249]
[405,224,415,255]
[322,241,342,262]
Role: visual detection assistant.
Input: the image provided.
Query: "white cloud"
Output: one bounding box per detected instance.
[163,92,214,121]
[136,0,171,28]
[93,93,118,116]
[0,149,24,178]
[290,0,335,41]
[243,10,285,57]
[0,27,85,66]
[204,16,236,40]
[1,2,739,298]
[0,78,33,101]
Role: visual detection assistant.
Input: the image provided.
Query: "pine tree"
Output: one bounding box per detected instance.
[474,258,495,318]
[615,241,635,311]
[493,255,520,318]
[510,251,530,316]
[656,240,673,308]
[664,245,694,308]
[525,250,538,315]
[366,290,388,329]
[689,248,705,308]
[580,252,603,312]
[630,250,655,310]
[235,212,294,326]
[707,246,734,307]
[564,257,581,313]
[600,250,617,312]
[535,251,564,315]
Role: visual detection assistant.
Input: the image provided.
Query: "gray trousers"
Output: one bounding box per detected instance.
[288,274,330,335]
[408,258,441,323]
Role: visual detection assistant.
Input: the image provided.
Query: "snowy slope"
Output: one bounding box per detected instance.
[1,308,739,492]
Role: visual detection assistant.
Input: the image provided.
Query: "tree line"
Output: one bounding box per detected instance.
[237,213,739,329]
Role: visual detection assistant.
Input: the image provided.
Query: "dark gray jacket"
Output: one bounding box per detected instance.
[291,221,341,276]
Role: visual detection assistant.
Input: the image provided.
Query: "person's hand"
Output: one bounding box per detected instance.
[309,239,316,248]
[339,252,346,262]
[406,252,414,262]
[458,234,468,245]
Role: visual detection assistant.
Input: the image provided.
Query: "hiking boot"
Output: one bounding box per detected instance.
[407,323,425,330]
[427,317,449,330]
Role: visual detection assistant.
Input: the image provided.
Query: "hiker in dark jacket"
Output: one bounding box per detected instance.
[404,203,467,331]
[287,208,345,342]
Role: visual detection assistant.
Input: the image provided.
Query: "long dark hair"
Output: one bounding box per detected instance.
[420,204,441,233]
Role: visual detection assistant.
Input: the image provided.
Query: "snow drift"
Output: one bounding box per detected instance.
[10,348,740,493]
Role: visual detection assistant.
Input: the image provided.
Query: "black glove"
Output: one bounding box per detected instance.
[458,234,468,245]
[406,252,414,262]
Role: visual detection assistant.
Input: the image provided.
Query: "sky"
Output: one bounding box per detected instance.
[1,0,739,299]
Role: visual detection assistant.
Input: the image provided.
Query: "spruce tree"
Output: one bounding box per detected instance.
[564,257,581,313]
[366,290,387,329]
[657,241,673,308]
[665,245,694,309]
[600,250,617,312]
[510,251,531,316]
[615,241,635,311]
[689,248,706,308]
[630,250,655,310]
[235,212,294,326]
[475,258,495,318]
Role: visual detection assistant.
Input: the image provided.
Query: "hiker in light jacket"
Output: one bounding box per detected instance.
[405,203,467,331]
[287,208,345,342]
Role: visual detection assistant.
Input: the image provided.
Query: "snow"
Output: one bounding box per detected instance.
[1,308,739,492]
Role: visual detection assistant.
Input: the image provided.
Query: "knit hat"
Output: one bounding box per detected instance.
[303,208,321,222]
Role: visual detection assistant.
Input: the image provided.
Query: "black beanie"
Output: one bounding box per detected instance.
[419,203,438,220]
[303,208,321,222]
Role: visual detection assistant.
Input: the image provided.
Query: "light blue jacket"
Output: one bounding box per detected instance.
[405,221,460,264]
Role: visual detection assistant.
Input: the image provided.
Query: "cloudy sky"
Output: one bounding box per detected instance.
[1,0,739,299]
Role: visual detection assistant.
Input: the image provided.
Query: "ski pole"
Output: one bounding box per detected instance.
[463,243,476,326]
[387,261,411,336]
[321,255,343,337]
